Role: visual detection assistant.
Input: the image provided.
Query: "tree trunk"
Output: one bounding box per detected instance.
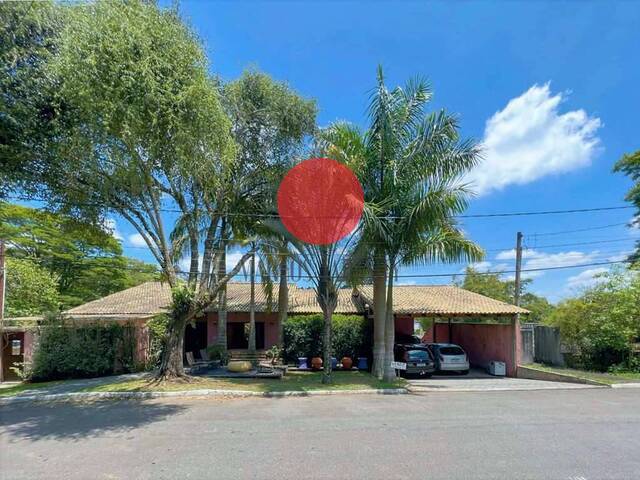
[382,266,396,382]
[217,242,228,351]
[371,249,387,379]
[248,251,256,355]
[277,253,288,346]
[321,306,333,384]
[156,312,189,379]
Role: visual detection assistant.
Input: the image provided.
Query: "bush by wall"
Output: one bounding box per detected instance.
[146,314,169,369]
[283,314,371,363]
[30,316,138,381]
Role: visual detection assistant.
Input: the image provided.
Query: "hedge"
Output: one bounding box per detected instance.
[282,314,371,363]
[30,317,139,381]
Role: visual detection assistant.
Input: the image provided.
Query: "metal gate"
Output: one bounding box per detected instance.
[520,323,535,364]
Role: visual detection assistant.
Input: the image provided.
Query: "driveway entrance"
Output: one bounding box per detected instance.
[406,368,599,392]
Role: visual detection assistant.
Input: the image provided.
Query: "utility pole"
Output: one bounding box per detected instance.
[511,232,523,377]
[514,231,523,306]
[0,240,5,382]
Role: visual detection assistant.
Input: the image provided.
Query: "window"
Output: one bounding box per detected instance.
[440,346,464,356]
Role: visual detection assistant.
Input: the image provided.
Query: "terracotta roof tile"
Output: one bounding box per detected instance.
[64,281,528,319]
[358,285,529,316]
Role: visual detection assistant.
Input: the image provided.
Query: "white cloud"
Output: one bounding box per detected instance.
[494,249,599,282]
[128,233,148,248]
[566,268,608,290]
[468,83,602,195]
[523,250,598,271]
[103,218,123,241]
[177,251,248,277]
[607,250,633,262]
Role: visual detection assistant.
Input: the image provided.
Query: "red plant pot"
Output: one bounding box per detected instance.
[341,357,353,370]
[311,357,323,370]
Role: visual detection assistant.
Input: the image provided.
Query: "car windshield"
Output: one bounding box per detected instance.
[407,349,430,361]
[440,346,465,356]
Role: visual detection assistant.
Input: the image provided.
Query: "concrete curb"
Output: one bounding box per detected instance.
[610,382,640,389]
[407,384,605,393]
[0,388,409,405]
[516,366,611,387]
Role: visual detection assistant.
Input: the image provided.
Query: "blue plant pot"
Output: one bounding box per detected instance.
[298,357,308,369]
[357,357,368,370]
[331,357,338,370]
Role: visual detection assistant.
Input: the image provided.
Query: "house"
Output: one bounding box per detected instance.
[60,281,528,376]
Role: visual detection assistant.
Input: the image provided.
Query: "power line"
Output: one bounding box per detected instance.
[527,222,632,237]
[61,258,630,280]
[4,195,634,219]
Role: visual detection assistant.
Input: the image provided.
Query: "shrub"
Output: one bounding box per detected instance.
[30,315,138,381]
[146,314,169,369]
[283,314,371,363]
[206,344,229,364]
[546,268,640,372]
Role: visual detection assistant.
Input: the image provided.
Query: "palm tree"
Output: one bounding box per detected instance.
[322,66,483,380]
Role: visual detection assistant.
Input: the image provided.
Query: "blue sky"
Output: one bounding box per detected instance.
[109,0,640,302]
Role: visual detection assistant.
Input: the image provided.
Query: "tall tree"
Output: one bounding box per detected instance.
[212,70,316,351]
[0,202,157,308]
[41,0,248,379]
[322,67,483,380]
[4,257,59,317]
[614,150,640,266]
[0,1,67,198]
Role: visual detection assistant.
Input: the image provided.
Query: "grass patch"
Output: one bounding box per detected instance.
[0,380,64,397]
[530,363,640,385]
[82,371,405,394]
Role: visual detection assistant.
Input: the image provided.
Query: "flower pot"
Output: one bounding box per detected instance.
[357,357,368,370]
[298,357,308,369]
[227,361,252,373]
[311,357,323,370]
[341,357,353,370]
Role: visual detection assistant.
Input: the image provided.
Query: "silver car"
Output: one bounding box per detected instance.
[428,343,470,374]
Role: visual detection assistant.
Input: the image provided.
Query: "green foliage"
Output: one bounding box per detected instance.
[0,202,158,309]
[5,257,59,317]
[332,315,371,360]
[0,0,67,197]
[283,314,324,361]
[206,345,230,364]
[31,315,138,381]
[546,268,640,371]
[283,314,370,362]
[146,314,169,369]
[265,345,283,365]
[614,150,640,265]
[460,267,554,322]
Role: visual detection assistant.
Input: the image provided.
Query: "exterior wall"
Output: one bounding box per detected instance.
[206,312,280,349]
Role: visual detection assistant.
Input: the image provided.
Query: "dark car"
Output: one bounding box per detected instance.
[393,343,436,377]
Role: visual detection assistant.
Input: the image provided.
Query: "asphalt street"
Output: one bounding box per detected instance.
[1,389,639,480]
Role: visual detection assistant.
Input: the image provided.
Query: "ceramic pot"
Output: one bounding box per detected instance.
[341,357,353,370]
[311,357,323,370]
[227,361,252,373]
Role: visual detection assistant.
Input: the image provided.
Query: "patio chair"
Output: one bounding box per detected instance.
[185,351,210,373]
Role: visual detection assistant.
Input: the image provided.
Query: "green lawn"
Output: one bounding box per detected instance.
[0,380,65,397]
[530,363,640,385]
[82,371,406,394]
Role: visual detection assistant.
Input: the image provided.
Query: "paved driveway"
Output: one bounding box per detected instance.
[406,369,598,392]
[2,389,639,479]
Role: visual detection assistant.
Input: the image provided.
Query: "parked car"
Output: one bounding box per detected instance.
[394,332,423,345]
[427,343,470,375]
[393,343,436,377]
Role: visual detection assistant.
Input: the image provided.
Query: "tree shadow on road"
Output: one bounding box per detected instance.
[0,400,188,442]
